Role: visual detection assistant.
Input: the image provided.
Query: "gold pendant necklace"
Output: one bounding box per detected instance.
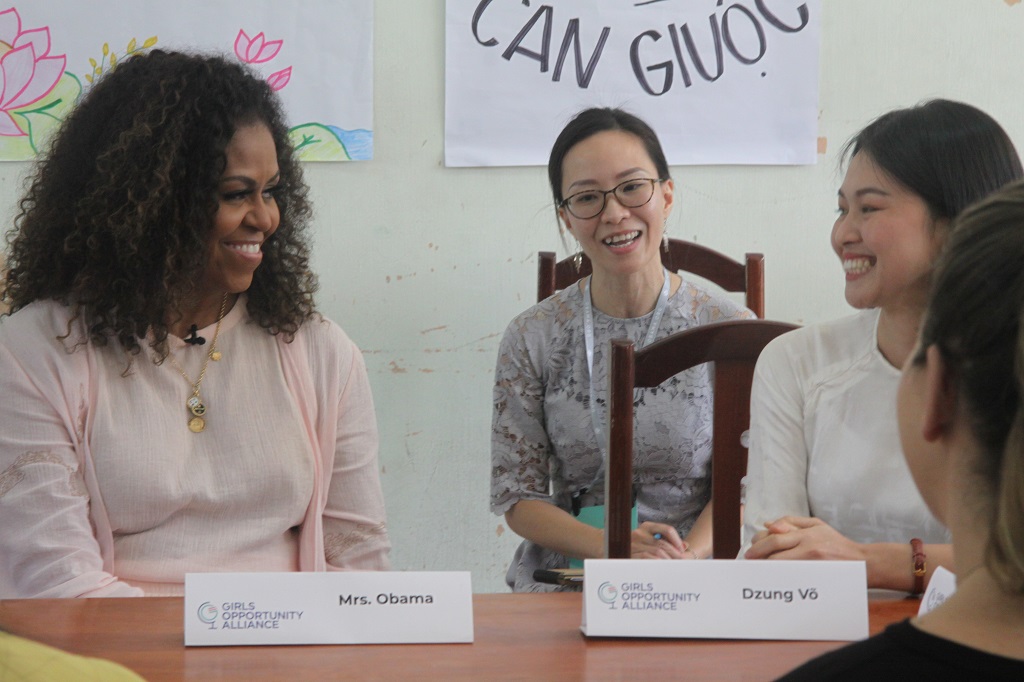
[166,294,229,433]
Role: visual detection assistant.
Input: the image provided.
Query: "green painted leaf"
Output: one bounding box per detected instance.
[17,72,83,120]
[18,110,65,155]
[4,73,84,159]
[289,123,351,162]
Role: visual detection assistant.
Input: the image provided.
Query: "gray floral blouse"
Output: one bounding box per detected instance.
[490,278,752,591]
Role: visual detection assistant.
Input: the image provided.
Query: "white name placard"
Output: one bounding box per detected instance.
[582,560,867,641]
[918,566,957,616]
[184,571,473,646]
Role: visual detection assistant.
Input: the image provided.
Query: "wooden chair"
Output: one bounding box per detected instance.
[537,240,765,318]
[604,319,798,560]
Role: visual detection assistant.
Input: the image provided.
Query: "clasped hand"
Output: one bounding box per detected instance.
[744,516,865,561]
[631,521,696,560]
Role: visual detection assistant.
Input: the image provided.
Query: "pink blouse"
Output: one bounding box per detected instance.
[0,298,390,597]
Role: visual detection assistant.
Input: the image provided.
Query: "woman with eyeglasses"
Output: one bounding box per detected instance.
[490,107,752,592]
[743,100,1022,593]
[778,179,1024,680]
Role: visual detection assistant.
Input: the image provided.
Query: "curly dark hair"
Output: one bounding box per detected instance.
[2,49,317,357]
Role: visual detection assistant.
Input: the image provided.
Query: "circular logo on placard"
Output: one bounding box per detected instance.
[598,581,618,605]
[197,602,219,624]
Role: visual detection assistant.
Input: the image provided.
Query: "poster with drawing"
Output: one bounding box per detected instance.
[0,1,373,162]
[445,0,821,167]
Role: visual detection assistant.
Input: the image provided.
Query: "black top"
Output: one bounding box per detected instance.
[777,619,1024,681]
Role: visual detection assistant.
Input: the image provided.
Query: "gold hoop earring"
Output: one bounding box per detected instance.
[573,250,583,272]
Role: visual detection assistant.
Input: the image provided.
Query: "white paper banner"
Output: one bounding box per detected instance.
[184,572,474,646]
[582,559,867,640]
[445,0,821,167]
[3,1,373,161]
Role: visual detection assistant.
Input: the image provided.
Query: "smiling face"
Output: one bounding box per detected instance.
[558,129,673,280]
[832,152,946,312]
[201,123,281,299]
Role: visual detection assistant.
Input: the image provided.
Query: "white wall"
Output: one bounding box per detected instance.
[3,0,1024,592]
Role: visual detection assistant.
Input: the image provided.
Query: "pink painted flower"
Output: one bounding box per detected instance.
[266,66,292,91]
[233,29,283,65]
[0,8,67,136]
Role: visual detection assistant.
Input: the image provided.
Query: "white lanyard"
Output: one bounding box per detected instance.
[582,268,671,466]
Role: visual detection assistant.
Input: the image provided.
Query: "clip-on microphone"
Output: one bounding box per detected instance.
[183,324,206,345]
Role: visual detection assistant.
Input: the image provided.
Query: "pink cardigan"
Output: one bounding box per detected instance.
[0,300,390,597]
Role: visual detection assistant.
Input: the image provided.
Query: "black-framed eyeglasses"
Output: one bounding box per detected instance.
[559,178,666,220]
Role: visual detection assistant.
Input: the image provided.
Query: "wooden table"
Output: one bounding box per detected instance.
[0,592,917,681]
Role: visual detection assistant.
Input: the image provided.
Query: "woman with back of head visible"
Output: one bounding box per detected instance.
[779,178,1024,680]
[490,107,753,591]
[743,100,1023,593]
[0,49,389,598]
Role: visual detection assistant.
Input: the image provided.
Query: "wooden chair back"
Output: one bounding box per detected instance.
[537,240,765,318]
[604,319,798,560]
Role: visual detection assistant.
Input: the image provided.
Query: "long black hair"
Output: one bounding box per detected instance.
[843,99,1023,222]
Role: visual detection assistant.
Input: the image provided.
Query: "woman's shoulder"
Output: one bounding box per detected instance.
[493,286,581,384]
[0,299,81,349]
[279,314,371,403]
[761,309,876,365]
[778,620,1024,680]
[2,298,74,327]
[0,301,92,392]
[289,313,361,365]
[502,286,579,344]
[755,309,879,393]
[776,622,920,680]
[671,275,754,323]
